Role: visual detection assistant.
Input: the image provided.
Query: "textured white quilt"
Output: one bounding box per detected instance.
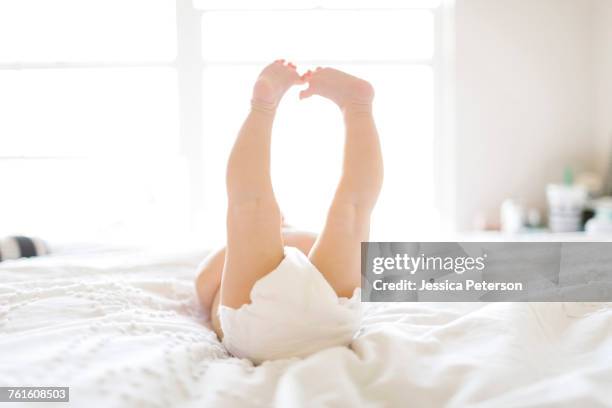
[1,248,611,407]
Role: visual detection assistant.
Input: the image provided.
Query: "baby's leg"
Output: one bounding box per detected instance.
[221,60,302,309]
[302,68,383,298]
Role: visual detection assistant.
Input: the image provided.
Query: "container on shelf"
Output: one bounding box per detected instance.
[585,197,612,234]
[546,184,587,233]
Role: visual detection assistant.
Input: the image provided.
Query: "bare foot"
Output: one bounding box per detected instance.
[299,67,374,112]
[252,59,303,108]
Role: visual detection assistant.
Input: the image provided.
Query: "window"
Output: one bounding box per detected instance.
[0,0,185,243]
[197,1,441,244]
[0,0,444,245]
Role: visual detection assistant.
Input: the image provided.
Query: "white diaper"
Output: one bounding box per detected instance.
[218,246,361,364]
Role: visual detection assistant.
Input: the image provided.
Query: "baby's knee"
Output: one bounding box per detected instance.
[326,202,371,234]
[227,200,283,232]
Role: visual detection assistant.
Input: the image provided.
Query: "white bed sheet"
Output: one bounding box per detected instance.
[1,248,611,407]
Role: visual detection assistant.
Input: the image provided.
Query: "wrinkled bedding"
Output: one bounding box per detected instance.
[1,248,611,407]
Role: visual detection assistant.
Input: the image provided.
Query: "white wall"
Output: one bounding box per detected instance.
[454,0,606,230]
[593,0,612,179]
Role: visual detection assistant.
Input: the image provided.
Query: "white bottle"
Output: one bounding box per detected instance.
[500,199,525,233]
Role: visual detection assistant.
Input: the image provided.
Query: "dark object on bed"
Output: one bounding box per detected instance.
[0,236,49,261]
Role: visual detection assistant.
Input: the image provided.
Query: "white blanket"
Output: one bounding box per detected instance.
[1,248,611,407]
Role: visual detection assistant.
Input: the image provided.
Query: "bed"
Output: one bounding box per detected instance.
[1,246,611,407]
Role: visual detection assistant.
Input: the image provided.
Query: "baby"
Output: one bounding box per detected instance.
[196,60,383,363]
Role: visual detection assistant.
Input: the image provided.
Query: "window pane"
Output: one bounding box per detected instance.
[0,68,179,156]
[0,0,176,62]
[0,158,190,243]
[201,10,434,62]
[201,64,434,242]
[195,0,441,9]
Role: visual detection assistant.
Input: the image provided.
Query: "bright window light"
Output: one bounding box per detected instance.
[194,0,441,10]
[0,68,179,157]
[201,10,434,62]
[200,9,436,243]
[1,1,439,244]
[0,158,190,243]
[0,0,176,62]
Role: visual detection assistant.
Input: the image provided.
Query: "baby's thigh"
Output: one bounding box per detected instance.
[307,205,364,298]
[223,201,284,309]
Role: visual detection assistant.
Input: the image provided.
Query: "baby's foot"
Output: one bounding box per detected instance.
[299,67,374,112]
[252,60,303,110]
